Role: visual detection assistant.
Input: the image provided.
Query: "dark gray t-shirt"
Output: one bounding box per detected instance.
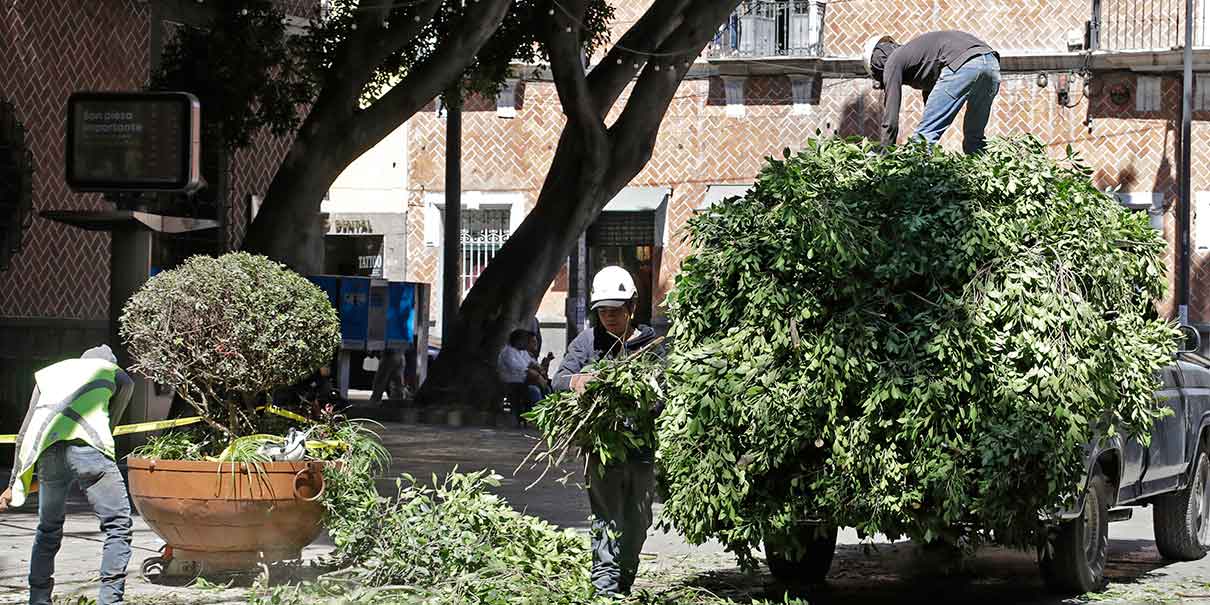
[878,31,996,146]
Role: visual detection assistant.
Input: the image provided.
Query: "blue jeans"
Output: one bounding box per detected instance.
[30,442,133,605]
[915,53,1001,154]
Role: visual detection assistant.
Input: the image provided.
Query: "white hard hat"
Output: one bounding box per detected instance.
[863,34,896,76]
[590,265,637,310]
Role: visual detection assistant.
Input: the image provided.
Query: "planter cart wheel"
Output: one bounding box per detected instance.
[1153,445,1210,561]
[765,524,839,585]
[140,545,201,585]
[1040,468,1110,594]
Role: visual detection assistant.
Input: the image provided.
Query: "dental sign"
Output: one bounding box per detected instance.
[66,92,202,192]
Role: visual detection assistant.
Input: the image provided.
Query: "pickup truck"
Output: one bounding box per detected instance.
[765,328,1210,594]
[1039,328,1210,593]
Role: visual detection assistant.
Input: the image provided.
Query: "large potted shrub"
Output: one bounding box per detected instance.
[119,252,354,574]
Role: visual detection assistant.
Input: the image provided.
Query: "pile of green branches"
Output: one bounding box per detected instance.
[251,470,596,605]
[522,350,664,480]
[657,136,1179,562]
[249,470,807,605]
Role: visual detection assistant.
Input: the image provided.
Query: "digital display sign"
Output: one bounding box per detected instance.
[65,92,201,192]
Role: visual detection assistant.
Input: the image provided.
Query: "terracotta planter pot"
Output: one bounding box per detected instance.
[126,457,327,570]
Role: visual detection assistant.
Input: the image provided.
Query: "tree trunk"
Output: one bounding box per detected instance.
[419,0,743,408]
[240,129,345,273]
[420,131,610,407]
[240,0,515,271]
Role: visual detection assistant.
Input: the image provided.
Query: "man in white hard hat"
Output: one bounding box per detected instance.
[864,31,1001,154]
[553,265,664,597]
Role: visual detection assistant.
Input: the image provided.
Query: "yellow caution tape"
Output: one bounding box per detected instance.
[0,416,207,445]
[113,416,206,436]
[0,405,313,446]
[306,439,349,452]
[257,405,313,425]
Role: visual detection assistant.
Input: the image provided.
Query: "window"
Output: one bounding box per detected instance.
[496,79,519,119]
[1197,73,1210,111]
[1136,76,1162,112]
[458,208,512,296]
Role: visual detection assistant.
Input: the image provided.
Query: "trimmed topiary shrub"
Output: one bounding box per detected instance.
[657,136,1179,563]
[119,252,340,437]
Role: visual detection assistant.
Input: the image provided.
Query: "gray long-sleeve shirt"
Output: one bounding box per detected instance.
[553,324,662,391]
[877,31,996,146]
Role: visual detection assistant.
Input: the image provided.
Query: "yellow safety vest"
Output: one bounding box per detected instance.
[9,359,119,508]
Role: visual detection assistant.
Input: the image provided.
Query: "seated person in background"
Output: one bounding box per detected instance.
[526,331,556,395]
[497,329,549,415]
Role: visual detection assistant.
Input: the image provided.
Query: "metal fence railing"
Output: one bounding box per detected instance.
[708,0,827,58]
[1092,0,1210,51]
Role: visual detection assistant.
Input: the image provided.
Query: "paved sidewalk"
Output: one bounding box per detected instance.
[0,423,1208,604]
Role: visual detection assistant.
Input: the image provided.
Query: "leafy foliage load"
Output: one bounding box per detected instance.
[120,252,340,437]
[524,351,664,478]
[658,137,1178,560]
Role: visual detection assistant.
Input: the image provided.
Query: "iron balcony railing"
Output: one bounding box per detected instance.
[1091,0,1210,51]
[708,0,827,59]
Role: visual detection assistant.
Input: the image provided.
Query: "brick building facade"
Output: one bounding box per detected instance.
[406,0,1210,351]
[0,0,304,438]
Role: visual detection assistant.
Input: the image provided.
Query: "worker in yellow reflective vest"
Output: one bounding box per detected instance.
[0,345,134,605]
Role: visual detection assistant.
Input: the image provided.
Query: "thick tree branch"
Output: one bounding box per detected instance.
[352,0,513,153]
[586,0,692,112]
[607,1,739,180]
[359,0,444,83]
[546,0,607,140]
[319,0,444,117]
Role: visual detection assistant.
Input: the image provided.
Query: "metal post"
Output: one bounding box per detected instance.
[566,234,588,344]
[1180,0,1194,325]
[1090,0,1102,50]
[442,87,462,345]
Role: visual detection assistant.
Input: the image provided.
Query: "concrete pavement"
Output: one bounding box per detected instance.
[0,422,1208,604]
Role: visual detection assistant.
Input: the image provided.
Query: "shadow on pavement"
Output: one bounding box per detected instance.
[643,538,1183,605]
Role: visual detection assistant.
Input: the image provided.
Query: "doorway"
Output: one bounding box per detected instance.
[587,210,657,327]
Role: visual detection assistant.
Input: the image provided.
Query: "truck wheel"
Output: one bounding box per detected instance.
[1153,449,1210,561]
[1040,470,1110,594]
[765,525,838,585]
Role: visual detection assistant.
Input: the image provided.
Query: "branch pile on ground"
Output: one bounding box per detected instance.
[252,470,803,605]
[657,136,1178,561]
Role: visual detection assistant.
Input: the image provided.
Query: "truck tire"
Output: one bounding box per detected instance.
[1040,470,1110,594]
[765,525,838,585]
[1153,449,1210,561]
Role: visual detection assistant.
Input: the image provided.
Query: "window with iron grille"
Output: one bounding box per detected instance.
[457,207,512,296]
[587,211,655,247]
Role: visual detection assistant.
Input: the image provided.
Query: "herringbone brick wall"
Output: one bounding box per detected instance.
[227,130,297,250]
[601,0,1088,58]
[408,68,1210,322]
[0,0,150,319]
[0,0,309,316]
[824,0,1089,56]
